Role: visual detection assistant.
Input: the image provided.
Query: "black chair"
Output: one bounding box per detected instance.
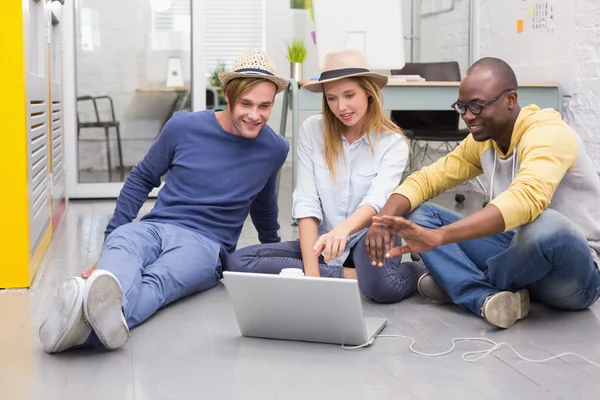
[391,62,470,203]
[179,87,219,112]
[77,95,124,181]
[206,87,219,109]
[391,61,470,172]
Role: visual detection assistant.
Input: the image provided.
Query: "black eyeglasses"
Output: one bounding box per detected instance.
[451,88,516,115]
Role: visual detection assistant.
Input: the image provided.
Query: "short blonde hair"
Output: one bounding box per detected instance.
[224,77,276,107]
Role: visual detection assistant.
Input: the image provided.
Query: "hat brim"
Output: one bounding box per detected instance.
[302,72,389,93]
[218,72,289,94]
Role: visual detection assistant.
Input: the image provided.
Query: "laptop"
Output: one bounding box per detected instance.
[222,271,387,346]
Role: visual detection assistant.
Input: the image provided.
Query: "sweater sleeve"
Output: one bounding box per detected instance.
[250,139,289,244]
[103,114,178,241]
[250,171,282,244]
[489,123,578,231]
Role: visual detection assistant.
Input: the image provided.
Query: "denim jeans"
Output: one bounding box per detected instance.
[406,202,600,316]
[226,237,425,303]
[97,221,222,328]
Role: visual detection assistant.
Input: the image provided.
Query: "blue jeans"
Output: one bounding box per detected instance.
[226,237,425,303]
[96,221,222,328]
[407,202,600,316]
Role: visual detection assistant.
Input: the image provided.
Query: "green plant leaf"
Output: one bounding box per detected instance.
[285,39,308,63]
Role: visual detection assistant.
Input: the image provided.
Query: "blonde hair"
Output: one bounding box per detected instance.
[224,77,276,108]
[321,76,405,178]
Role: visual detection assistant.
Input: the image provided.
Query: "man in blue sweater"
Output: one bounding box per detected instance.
[39,51,290,353]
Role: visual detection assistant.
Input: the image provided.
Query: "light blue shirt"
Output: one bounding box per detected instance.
[292,114,410,266]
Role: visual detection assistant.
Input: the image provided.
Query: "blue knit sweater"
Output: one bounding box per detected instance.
[104,109,289,255]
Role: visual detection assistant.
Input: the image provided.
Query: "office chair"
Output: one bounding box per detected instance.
[77,95,124,181]
[179,86,220,112]
[391,61,470,203]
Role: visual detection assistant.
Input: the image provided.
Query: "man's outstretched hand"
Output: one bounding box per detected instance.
[372,215,444,258]
[364,224,394,267]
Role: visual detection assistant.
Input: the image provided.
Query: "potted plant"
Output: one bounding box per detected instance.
[209,61,226,106]
[286,39,308,82]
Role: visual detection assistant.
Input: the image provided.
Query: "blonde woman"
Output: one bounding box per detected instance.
[227,49,425,303]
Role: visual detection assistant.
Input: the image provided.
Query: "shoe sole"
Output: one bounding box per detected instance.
[417,273,453,304]
[39,277,86,353]
[483,289,530,329]
[83,271,129,350]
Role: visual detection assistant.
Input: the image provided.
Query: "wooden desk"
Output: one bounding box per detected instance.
[135,86,219,106]
[278,79,563,193]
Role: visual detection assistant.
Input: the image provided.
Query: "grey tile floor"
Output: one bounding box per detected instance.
[1,165,599,400]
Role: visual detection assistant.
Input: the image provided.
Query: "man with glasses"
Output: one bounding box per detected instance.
[365,57,600,329]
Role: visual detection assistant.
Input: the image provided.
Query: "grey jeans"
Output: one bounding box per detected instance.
[226,237,425,303]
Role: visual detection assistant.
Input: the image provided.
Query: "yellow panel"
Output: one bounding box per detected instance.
[0,2,32,288]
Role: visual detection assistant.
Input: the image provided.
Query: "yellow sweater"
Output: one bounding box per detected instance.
[394,105,600,260]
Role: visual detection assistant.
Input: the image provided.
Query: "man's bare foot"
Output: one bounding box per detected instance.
[343,267,357,279]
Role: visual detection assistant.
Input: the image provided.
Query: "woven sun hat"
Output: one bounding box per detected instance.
[218,50,289,94]
[302,49,388,93]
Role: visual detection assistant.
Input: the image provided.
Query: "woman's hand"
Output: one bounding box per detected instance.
[313,227,350,263]
[364,223,394,267]
[304,268,321,278]
[81,262,97,278]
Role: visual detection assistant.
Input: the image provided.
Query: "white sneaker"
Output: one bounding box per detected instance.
[83,270,129,350]
[39,277,92,353]
[482,289,530,329]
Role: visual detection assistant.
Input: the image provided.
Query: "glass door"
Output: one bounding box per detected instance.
[64,0,204,198]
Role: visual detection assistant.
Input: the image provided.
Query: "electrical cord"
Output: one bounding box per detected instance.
[342,335,600,366]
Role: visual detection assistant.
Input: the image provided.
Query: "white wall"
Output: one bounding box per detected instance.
[264,0,295,143]
[476,0,600,168]
[420,0,471,75]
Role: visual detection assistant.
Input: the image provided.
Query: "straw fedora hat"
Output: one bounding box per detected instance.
[218,50,289,94]
[302,49,388,93]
